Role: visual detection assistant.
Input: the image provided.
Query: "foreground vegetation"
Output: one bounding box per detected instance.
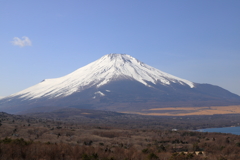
[1,111,240,159]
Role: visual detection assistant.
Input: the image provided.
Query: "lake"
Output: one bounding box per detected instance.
[197,126,240,135]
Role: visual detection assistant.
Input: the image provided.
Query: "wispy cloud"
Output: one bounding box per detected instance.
[11,36,32,47]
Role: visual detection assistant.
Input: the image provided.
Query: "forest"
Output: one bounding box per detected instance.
[1,110,240,160]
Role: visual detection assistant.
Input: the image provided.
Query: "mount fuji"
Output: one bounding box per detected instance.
[1,53,240,114]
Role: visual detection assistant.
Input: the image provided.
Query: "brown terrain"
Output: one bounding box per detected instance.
[1,110,240,159]
[123,105,240,116]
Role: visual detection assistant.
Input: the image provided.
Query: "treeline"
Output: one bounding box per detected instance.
[3,110,240,130]
[26,109,240,130]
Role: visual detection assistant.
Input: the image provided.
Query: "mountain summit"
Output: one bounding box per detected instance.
[1,53,240,114]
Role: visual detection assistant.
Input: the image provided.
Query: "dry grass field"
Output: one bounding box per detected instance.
[124,105,240,116]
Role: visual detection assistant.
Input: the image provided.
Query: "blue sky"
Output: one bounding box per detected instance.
[1,0,240,97]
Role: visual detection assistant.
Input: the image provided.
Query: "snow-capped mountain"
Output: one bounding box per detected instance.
[8,54,194,100]
[1,54,240,114]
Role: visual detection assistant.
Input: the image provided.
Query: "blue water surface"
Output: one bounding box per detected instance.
[197,126,240,135]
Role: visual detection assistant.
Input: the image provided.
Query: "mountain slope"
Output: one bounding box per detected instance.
[1,54,240,114]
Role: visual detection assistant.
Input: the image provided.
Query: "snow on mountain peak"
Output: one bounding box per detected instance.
[10,53,195,99]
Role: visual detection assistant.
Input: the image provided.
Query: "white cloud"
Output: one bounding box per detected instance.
[11,36,32,47]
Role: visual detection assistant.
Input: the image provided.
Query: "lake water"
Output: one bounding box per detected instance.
[197,126,240,135]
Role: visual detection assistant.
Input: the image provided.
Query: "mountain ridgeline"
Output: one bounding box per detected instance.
[1,54,240,114]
